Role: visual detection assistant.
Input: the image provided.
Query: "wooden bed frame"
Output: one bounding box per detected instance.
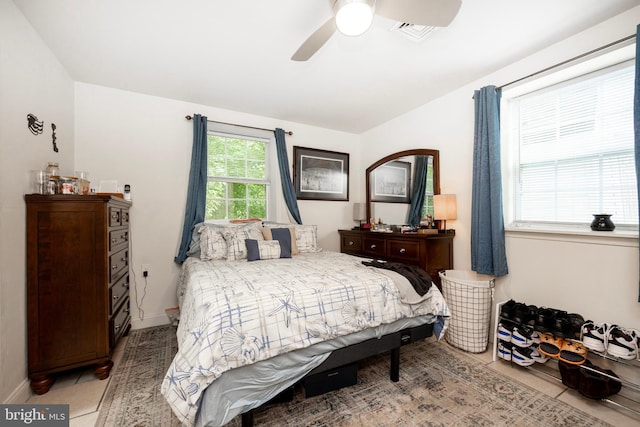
[240,322,434,426]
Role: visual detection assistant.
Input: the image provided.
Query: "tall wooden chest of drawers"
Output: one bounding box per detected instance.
[25,195,131,394]
[338,229,454,290]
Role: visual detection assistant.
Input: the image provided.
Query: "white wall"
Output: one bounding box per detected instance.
[0,0,75,403]
[361,6,640,330]
[74,83,362,329]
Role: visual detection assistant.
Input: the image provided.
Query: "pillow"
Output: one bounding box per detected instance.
[199,226,227,260]
[245,239,292,261]
[293,224,318,253]
[223,222,264,261]
[262,227,298,255]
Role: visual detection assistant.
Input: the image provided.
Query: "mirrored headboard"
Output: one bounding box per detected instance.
[365,149,440,225]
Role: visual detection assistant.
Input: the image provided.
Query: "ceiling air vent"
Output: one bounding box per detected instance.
[391,23,438,42]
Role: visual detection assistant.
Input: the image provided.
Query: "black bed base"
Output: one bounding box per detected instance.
[241,322,434,427]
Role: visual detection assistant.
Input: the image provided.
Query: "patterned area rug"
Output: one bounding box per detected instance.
[97,325,611,427]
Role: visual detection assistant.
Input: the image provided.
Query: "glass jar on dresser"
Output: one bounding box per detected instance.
[338,229,454,290]
[25,194,131,394]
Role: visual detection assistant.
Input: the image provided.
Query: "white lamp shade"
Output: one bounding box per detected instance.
[433,194,457,220]
[334,0,375,36]
[353,202,367,221]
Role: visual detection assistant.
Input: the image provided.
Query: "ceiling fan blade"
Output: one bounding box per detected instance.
[376,0,462,27]
[291,18,337,61]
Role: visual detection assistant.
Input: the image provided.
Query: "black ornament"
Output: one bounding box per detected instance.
[27,113,44,135]
[51,123,59,152]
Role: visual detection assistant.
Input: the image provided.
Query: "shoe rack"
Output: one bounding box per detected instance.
[493,300,640,419]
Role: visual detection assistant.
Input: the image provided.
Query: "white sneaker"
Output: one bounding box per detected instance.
[530,344,549,364]
[498,341,513,361]
[512,346,535,366]
[580,320,610,353]
[607,325,639,360]
[511,325,534,348]
[497,323,512,342]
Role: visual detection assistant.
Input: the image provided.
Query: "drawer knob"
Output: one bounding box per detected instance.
[348,241,354,246]
[112,265,118,270]
[113,295,120,301]
[114,324,121,331]
[399,248,406,254]
[370,244,376,249]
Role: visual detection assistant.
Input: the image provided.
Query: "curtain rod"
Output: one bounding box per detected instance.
[497,33,636,91]
[185,115,293,136]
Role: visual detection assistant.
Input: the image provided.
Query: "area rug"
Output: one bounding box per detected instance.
[97,325,612,427]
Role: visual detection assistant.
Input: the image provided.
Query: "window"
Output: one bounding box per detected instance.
[502,52,638,229]
[206,131,272,220]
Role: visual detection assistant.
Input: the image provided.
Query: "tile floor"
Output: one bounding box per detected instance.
[24,337,640,426]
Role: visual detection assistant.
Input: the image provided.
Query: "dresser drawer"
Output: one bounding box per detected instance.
[109,249,129,283]
[362,237,386,257]
[387,239,420,263]
[109,229,129,252]
[110,297,130,349]
[341,234,362,253]
[109,206,121,227]
[109,273,129,316]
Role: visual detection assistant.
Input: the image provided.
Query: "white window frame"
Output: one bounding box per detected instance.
[205,123,276,222]
[501,42,638,237]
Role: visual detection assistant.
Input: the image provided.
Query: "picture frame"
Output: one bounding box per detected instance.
[370,160,411,203]
[294,146,349,201]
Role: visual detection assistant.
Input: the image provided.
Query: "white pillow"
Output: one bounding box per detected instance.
[199,226,227,260]
[293,224,318,253]
[222,222,265,261]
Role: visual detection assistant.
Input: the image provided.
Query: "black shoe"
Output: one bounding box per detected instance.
[534,307,555,332]
[500,299,517,320]
[578,364,622,400]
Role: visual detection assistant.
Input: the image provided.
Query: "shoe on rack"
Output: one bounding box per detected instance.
[529,344,549,364]
[511,346,535,367]
[578,363,622,400]
[534,307,555,332]
[581,321,610,353]
[498,341,513,361]
[538,333,564,358]
[558,340,588,365]
[497,323,513,342]
[558,359,587,389]
[607,325,640,360]
[531,330,542,344]
[513,303,538,326]
[500,300,517,320]
[511,325,535,348]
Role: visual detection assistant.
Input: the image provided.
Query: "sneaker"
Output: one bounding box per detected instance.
[500,300,517,320]
[580,321,610,353]
[511,325,535,347]
[530,344,548,363]
[607,325,639,360]
[497,323,512,342]
[531,330,542,344]
[498,341,513,361]
[512,346,535,366]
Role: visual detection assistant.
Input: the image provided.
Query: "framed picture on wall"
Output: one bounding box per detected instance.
[294,146,349,201]
[370,160,411,203]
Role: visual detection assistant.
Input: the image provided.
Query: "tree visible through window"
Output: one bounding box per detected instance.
[206,133,269,220]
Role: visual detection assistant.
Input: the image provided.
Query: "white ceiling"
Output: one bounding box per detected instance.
[13,0,640,133]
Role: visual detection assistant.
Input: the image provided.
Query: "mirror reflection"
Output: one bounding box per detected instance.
[366,149,440,227]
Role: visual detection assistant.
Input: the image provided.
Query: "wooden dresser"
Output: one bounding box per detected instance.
[25,194,131,394]
[338,229,454,290]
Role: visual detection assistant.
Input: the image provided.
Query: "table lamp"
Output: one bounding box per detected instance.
[353,202,367,230]
[434,194,457,233]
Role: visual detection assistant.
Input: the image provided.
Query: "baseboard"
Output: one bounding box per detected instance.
[3,379,31,404]
[130,313,171,330]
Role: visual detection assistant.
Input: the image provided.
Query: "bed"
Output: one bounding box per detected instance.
[161,222,450,426]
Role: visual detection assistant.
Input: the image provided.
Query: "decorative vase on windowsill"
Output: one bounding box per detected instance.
[590,214,615,231]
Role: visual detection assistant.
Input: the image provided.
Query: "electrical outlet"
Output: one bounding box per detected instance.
[141,264,151,277]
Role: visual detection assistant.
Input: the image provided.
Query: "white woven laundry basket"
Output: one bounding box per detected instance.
[439,270,495,353]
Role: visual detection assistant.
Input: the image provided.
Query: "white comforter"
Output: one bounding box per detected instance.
[161,251,449,425]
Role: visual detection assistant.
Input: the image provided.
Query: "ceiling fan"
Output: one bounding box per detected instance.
[291,0,462,61]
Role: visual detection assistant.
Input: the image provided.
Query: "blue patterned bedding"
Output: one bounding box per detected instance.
[161,251,450,425]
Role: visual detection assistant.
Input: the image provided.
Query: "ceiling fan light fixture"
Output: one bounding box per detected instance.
[334,0,375,36]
